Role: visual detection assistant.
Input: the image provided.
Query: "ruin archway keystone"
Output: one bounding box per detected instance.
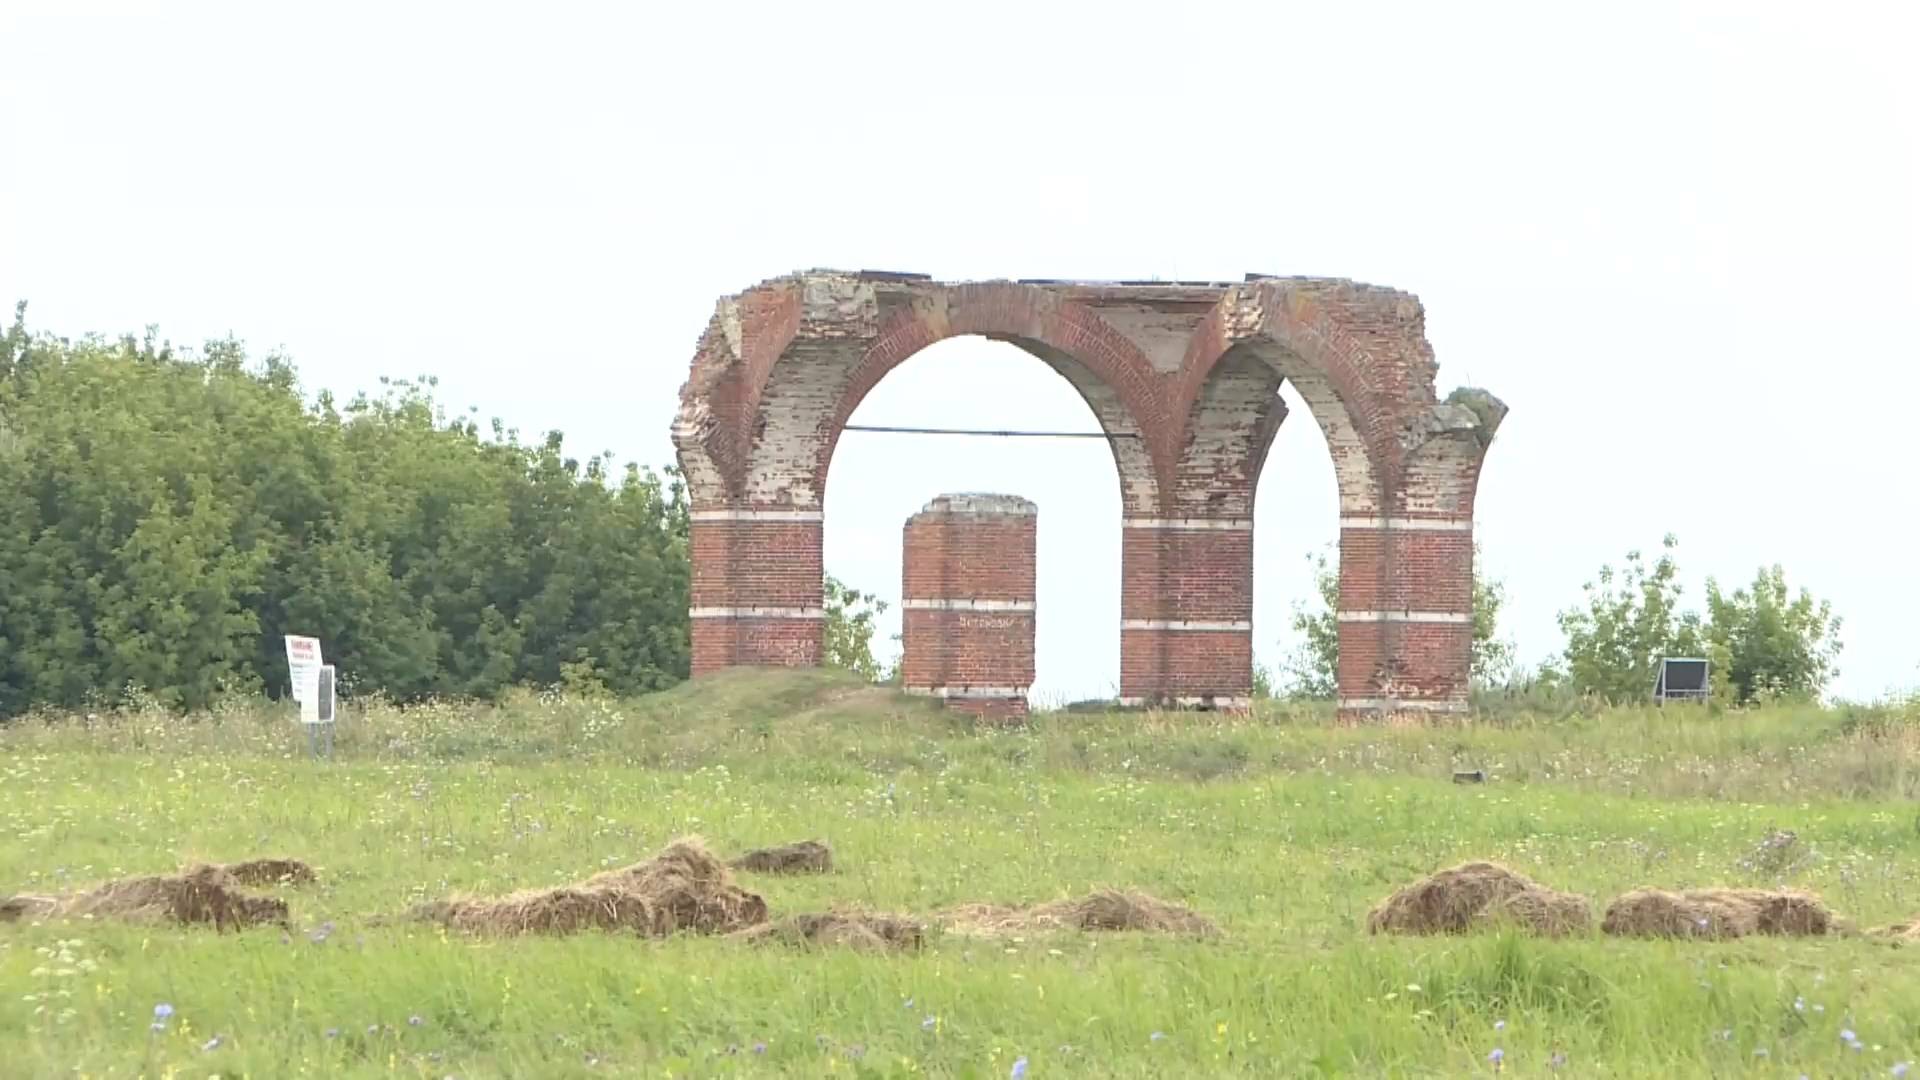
[673,271,1505,721]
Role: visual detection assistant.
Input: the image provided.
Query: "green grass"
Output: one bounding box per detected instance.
[3,671,1920,1077]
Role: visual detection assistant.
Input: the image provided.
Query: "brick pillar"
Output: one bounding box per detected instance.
[688,506,824,674]
[1119,518,1253,710]
[1335,515,1474,722]
[900,494,1036,721]
[1333,401,1499,723]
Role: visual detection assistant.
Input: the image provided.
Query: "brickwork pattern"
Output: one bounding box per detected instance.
[900,494,1036,719]
[674,272,1506,722]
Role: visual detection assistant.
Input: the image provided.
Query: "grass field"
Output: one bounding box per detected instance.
[4,671,1920,1078]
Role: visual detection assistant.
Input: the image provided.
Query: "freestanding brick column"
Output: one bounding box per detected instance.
[900,493,1036,720]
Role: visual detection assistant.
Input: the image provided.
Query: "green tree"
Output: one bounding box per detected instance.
[0,305,691,715]
[822,575,888,682]
[1704,565,1842,702]
[1556,534,1706,703]
[1282,544,1511,698]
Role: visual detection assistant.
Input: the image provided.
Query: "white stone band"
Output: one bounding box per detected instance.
[1117,695,1253,709]
[1338,516,1472,531]
[689,606,825,619]
[904,685,1029,699]
[1120,619,1252,632]
[1338,697,1469,713]
[690,509,824,522]
[902,599,1036,612]
[1336,611,1472,624]
[1123,517,1253,531]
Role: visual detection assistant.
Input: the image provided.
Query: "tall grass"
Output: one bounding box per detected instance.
[2,671,1918,1077]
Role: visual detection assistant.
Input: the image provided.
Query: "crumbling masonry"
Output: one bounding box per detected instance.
[674,271,1506,721]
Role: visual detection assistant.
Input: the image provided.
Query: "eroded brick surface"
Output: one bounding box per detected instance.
[900,494,1037,718]
[674,272,1505,719]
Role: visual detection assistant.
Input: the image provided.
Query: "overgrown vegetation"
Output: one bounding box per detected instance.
[1555,535,1843,704]
[3,673,1920,1076]
[0,305,690,713]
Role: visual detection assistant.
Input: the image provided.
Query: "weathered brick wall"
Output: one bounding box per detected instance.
[673,272,1505,722]
[900,494,1037,720]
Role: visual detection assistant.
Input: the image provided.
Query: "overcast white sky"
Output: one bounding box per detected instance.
[3,1,1915,703]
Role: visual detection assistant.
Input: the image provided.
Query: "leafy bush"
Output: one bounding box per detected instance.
[0,304,689,714]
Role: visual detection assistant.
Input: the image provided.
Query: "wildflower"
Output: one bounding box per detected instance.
[1011,1057,1029,1079]
[1893,1062,1912,1078]
[1489,1047,1504,1071]
[922,1017,937,1031]
[409,1016,424,1027]
[752,1042,767,1055]
[1754,1048,1770,1058]
[903,998,914,1009]
[1150,1032,1166,1043]
[1494,1020,1506,1032]
[1794,997,1806,1012]
[154,1003,174,1021]
[324,1027,340,1039]
[202,1035,223,1052]
[1549,1051,1568,1069]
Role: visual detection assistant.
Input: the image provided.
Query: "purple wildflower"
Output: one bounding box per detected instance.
[1489,1047,1505,1071]
[752,1042,767,1055]
[153,1004,174,1021]
[1893,1062,1912,1078]
[1011,1056,1029,1079]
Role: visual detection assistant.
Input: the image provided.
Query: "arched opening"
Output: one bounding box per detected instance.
[822,337,1124,704]
[1250,379,1340,694]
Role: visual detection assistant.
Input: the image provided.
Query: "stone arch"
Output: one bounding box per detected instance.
[674,271,1504,721]
[809,282,1172,516]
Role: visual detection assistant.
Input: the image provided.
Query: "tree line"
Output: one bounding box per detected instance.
[0,305,689,715]
[0,305,1851,715]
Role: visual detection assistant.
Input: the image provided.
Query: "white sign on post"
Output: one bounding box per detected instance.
[284,635,322,705]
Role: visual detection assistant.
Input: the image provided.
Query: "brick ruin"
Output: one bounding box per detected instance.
[673,271,1506,721]
[900,493,1037,721]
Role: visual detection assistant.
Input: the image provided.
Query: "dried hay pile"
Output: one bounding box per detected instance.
[1367,861,1591,937]
[731,840,833,875]
[1600,887,1833,939]
[412,837,767,938]
[1868,916,1920,943]
[0,864,288,931]
[945,889,1219,938]
[732,911,924,951]
[218,858,318,887]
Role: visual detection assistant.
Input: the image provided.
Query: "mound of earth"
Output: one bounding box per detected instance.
[731,840,832,875]
[732,911,924,951]
[1601,887,1833,939]
[1367,861,1590,937]
[1,864,288,931]
[411,837,767,937]
[945,889,1219,937]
